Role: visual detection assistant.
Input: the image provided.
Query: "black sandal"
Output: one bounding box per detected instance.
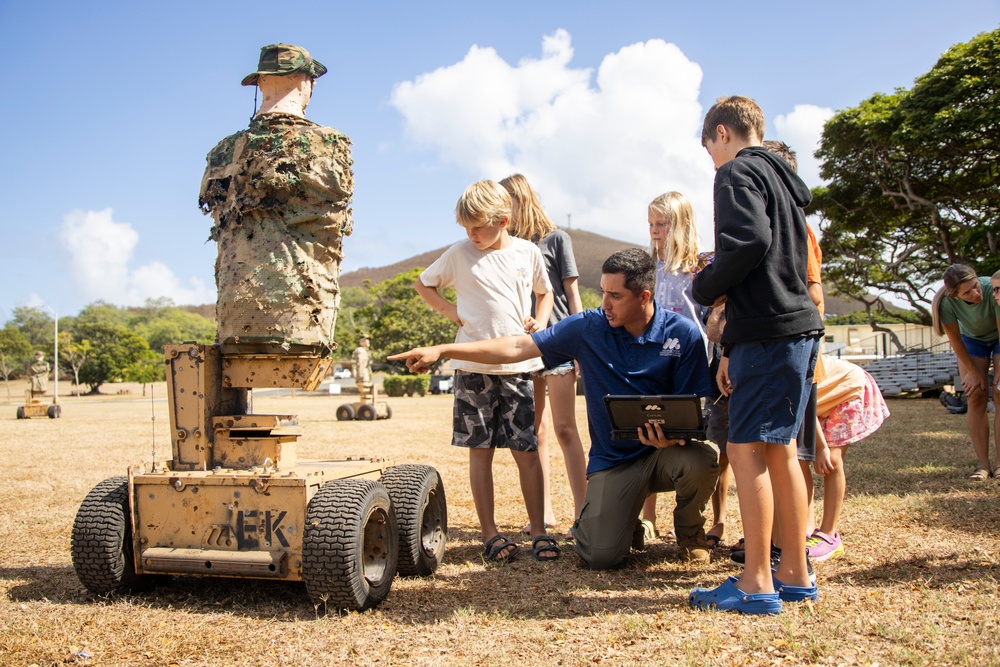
[531,535,561,561]
[482,534,519,564]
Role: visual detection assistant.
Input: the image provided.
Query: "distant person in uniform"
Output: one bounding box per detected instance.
[199,43,353,354]
[352,335,373,388]
[29,351,49,397]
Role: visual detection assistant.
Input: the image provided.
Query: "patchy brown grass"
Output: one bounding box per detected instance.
[1,380,999,666]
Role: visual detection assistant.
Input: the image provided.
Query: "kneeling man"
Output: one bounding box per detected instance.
[391,248,719,568]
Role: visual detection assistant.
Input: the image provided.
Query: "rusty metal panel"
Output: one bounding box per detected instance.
[140,547,288,578]
[213,436,299,470]
[164,344,248,470]
[212,414,299,431]
[221,354,332,391]
[132,471,309,581]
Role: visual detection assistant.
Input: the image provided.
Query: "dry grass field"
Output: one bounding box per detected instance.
[2,379,999,666]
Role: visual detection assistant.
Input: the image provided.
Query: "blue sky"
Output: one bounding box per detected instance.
[1,1,997,320]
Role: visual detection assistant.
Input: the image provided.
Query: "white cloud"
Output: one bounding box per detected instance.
[59,208,215,306]
[390,29,717,247]
[773,104,835,189]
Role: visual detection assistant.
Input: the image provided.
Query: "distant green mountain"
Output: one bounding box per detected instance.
[339,228,643,292]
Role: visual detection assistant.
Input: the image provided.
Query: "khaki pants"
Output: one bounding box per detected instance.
[574,440,719,570]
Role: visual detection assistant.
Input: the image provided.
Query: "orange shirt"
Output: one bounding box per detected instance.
[806,226,822,286]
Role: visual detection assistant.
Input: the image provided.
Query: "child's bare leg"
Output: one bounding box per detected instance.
[641,494,658,530]
[768,441,811,588]
[818,446,848,535]
[801,459,816,536]
[511,449,557,558]
[529,376,557,528]
[469,448,509,551]
[547,371,588,521]
[729,441,775,594]
[707,453,729,540]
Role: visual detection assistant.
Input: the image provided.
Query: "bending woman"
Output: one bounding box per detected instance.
[932,264,1000,480]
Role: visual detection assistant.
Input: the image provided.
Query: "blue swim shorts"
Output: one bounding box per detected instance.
[961,335,1000,360]
[726,336,819,445]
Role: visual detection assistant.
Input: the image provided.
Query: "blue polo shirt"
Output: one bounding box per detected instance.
[531,304,711,474]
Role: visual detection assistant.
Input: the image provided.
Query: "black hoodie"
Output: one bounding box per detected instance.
[691,146,823,345]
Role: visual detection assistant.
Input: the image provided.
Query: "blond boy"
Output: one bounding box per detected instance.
[415,180,557,562]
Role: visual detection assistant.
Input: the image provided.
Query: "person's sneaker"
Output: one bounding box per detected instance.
[731,543,781,567]
[805,530,844,562]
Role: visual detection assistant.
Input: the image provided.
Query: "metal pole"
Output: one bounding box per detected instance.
[43,305,58,405]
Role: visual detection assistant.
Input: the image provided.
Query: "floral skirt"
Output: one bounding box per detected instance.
[820,370,890,447]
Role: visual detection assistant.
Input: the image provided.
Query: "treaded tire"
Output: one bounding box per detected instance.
[302,479,398,613]
[380,465,447,577]
[381,404,393,420]
[16,406,25,419]
[336,404,355,421]
[47,404,61,419]
[71,476,158,596]
[357,404,377,421]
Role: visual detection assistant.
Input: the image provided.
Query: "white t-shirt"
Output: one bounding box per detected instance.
[420,237,551,374]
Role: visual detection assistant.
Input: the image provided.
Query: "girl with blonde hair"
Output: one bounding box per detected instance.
[642,191,720,547]
[932,264,1000,480]
[501,174,587,536]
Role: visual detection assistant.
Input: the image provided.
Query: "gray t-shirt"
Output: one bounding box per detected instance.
[535,229,579,327]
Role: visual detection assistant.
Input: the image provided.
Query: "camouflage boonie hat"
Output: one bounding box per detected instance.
[241,43,328,86]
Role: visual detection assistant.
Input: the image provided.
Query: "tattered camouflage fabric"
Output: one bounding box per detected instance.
[199,112,354,352]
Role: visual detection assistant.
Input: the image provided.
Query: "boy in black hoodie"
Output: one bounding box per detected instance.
[689,96,824,615]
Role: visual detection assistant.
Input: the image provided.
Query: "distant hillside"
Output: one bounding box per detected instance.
[340,228,643,292]
[191,228,888,317]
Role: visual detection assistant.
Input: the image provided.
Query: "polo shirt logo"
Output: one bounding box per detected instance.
[660,337,682,357]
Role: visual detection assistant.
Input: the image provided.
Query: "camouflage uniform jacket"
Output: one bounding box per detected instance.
[199,112,354,352]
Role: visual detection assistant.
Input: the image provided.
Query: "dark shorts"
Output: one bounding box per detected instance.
[961,335,1000,359]
[452,371,536,450]
[727,336,819,445]
[796,383,818,462]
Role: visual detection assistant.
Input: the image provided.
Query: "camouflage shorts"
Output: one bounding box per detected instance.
[452,371,537,450]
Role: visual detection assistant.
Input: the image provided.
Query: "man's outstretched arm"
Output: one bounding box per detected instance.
[387,335,541,374]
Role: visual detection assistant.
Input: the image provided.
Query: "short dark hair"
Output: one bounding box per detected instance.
[602,248,655,295]
[762,140,798,172]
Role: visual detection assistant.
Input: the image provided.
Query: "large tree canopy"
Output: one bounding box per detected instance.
[73,322,150,393]
[354,268,458,372]
[810,28,999,324]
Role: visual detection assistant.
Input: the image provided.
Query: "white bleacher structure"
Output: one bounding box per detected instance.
[856,350,960,397]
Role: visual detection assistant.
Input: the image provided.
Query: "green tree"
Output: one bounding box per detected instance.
[134,309,215,354]
[75,301,132,329]
[74,322,150,394]
[354,268,457,372]
[0,325,32,400]
[579,286,602,311]
[58,332,92,397]
[332,286,372,357]
[123,351,164,396]
[10,306,54,349]
[812,28,1000,333]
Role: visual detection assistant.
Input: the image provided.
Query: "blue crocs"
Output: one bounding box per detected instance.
[772,575,818,602]
[689,576,782,615]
